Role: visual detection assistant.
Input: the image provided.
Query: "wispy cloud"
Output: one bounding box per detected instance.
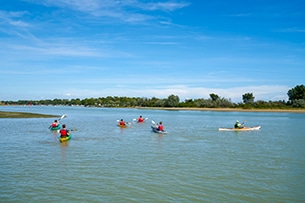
[230,13,252,17]
[27,0,190,22]
[139,2,190,11]
[0,11,29,27]
[5,37,135,58]
[279,27,305,33]
[45,84,289,102]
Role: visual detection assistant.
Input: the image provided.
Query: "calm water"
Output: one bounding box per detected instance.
[0,106,304,203]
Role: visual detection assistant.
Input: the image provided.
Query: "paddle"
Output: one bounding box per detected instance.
[59,114,67,121]
[241,120,247,127]
[49,114,66,129]
[151,120,158,128]
[68,128,77,131]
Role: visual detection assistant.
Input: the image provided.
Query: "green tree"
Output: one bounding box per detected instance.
[242,93,255,104]
[165,94,180,107]
[287,84,305,101]
[209,93,220,101]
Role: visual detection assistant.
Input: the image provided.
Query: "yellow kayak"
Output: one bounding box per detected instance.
[118,124,127,128]
[58,134,72,142]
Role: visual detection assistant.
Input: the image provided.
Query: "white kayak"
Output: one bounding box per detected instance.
[219,126,261,131]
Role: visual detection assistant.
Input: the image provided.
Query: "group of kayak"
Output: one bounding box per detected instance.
[117,115,167,134]
[118,117,261,133]
[49,114,71,142]
[50,114,167,143]
[50,115,261,142]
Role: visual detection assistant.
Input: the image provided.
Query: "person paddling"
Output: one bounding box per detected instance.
[119,119,126,126]
[137,115,144,123]
[157,121,164,131]
[50,119,59,128]
[234,120,244,129]
[60,124,70,138]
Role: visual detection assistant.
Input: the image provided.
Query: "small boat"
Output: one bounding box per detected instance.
[117,121,132,128]
[50,125,61,131]
[151,126,167,134]
[118,124,128,128]
[218,126,261,131]
[58,134,72,142]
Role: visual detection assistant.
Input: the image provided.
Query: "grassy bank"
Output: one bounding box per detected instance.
[0,111,58,118]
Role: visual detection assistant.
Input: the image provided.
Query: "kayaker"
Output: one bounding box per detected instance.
[119,119,126,126]
[137,115,144,122]
[50,119,59,127]
[234,120,244,129]
[60,124,70,138]
[157,121,164,131]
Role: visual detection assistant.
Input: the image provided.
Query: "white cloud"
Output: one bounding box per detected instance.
[48,84,289,103]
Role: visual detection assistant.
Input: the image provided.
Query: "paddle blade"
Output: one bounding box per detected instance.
[59,114,67,120]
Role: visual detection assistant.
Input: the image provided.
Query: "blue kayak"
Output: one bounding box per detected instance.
[151,126,167,134]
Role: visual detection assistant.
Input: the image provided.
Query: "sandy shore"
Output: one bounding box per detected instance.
[136,107,305,113]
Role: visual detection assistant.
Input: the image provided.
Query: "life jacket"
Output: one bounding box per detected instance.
[158,125,164,131]
[119,121,125,126]
[60,129,68,137]
[138,118,144,122]
[52,123,57,127]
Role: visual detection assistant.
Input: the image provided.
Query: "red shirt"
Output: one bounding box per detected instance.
[60,129,68,137]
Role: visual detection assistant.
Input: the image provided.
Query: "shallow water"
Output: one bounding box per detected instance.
[0,106,305,202]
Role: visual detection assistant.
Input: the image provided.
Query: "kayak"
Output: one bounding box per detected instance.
[50,125,61,131]
[58,134,72,142]
[218,126,261,131]
[151,126,167,134]
[118,124,127,128]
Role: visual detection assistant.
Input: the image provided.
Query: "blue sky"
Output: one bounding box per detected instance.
[0,0,304,102]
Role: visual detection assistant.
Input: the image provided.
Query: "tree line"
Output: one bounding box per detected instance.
[1,84,305,109]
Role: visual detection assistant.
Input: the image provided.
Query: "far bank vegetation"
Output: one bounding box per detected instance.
[1,85,305,110]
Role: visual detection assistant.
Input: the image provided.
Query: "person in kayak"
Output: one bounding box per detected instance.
[50,119,59,127]
[119,119,126,126]
[157,121,164,131]
[234,120,244,129]
[60,124,70,138]
[137,115,144,123]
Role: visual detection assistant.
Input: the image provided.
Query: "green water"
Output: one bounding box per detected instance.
[0,106,304,202]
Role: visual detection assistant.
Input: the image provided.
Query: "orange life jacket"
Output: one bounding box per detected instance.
[158,125,164,131]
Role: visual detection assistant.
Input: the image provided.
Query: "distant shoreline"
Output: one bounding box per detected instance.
[135,107,305,113]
